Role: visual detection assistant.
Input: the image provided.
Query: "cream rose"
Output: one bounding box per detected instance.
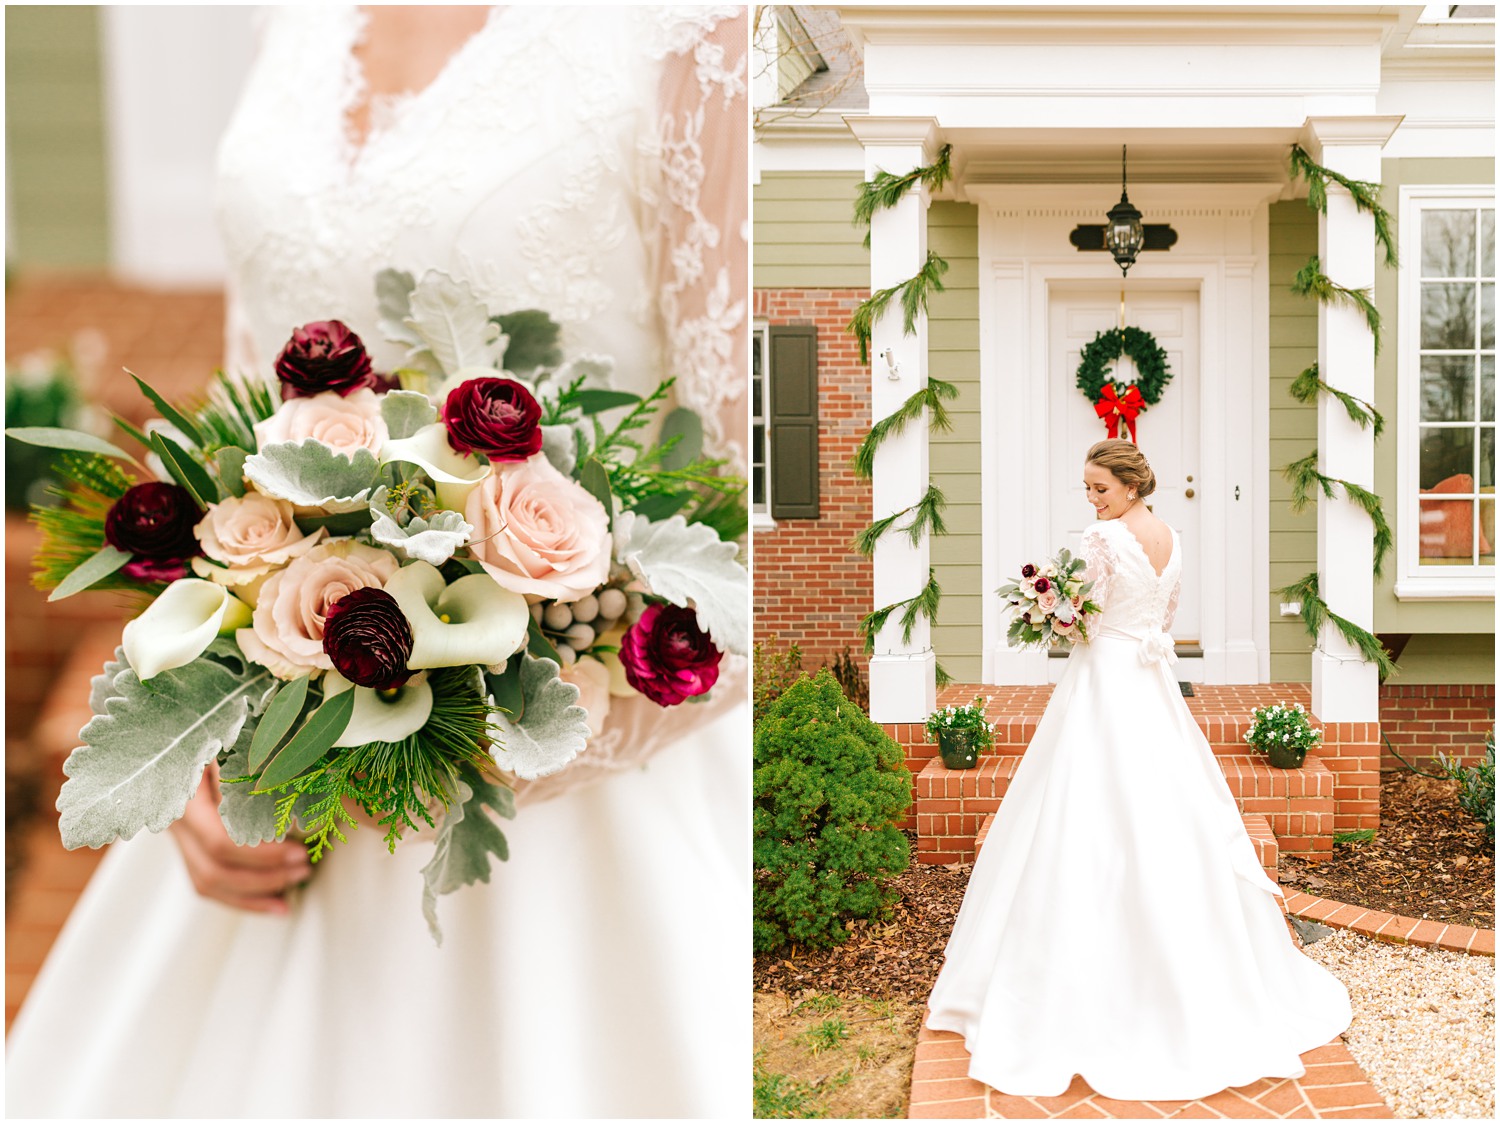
[194,491,325,571]
[1036,590,1059,613]
[465,454,610,602]
[236,539,399,679]
[253,388,388,458]
[559,657,611,738]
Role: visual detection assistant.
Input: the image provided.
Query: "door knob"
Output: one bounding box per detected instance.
[1185,488,1195,499]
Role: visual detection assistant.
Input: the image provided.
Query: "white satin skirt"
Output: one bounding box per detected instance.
[925,635,1351,1100]
[6,706,749,1119]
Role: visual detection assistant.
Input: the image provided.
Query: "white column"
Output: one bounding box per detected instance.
[1302,117,1400,722]
[846,117,941,723]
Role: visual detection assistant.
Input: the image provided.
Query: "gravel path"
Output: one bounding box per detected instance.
[1300,927,1494,1119]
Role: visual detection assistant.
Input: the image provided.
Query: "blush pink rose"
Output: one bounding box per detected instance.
[236,540,398,679]
[465,455,610,602]
[1036,590,1059,613]
[194,491,325,572]
[253,388,388,458]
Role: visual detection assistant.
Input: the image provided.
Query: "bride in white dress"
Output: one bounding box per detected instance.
[925,439,1352,1101]
[5,7,749,1118]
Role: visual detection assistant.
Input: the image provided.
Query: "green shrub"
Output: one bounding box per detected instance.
[1438,732,1495,841]
[754,668,911,953]
[753,635,804,722]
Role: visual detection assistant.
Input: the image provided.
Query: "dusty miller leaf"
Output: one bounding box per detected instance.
[375,268,421,348]
[243,440,383,513]
[403,271,503,375]
[493,309,563,374]
[380,390,438,440]
[88,646,130,716]
[369,504,473,565]
[419,771,515,945]
[59,648,277,849]
[489,654,590,780]
[612,512,749,655]
[539,424,578,476]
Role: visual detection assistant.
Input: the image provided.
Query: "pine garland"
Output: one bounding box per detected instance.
[1289,145,1398,268]
[1289,364,1385,438]
[854,145,953,248]
[851,378,957,480]
[852,484,947,557]
[848,252,949,365]
[1276,572,1397,679]
[1293,257,1382,353]
[860,569,942,654]
[1282,452,1393,578]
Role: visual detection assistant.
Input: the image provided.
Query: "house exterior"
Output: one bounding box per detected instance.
[753,4,1495,777]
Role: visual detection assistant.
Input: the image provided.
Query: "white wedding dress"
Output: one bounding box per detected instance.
[925,517,1352,1101]
[5,7,749,1118]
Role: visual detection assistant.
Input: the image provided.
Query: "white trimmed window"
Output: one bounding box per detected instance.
[752,320,771,521]
[1395,186,1495,599]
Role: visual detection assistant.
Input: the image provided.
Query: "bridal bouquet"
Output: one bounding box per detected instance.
[997,549,1100,648]
[7,268,748,939]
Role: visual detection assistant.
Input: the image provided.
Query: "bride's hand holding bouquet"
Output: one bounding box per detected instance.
[997,549,1101,649]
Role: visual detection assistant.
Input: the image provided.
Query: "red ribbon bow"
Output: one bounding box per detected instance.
[1095,382,1145,441]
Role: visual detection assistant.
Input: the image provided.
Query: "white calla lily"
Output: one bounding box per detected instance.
[380,422,492,510]
[122,579,253,681]
[322,669,434,747]
[385,562,530,670]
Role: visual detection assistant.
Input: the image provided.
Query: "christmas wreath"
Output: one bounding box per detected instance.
[1075,326,1172,441]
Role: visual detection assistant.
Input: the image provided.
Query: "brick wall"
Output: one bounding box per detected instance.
[753,288,871,666]
[1380,683,1495,770]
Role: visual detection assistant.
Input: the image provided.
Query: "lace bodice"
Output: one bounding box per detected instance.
[214,5,747,799]
[1081,519,1181,642]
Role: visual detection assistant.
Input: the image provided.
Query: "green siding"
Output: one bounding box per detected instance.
[5,5,110,268]
[928,202,983,683]
[1268,202,1321,681]
[1386,633,1495,683]
[752,172,868,289]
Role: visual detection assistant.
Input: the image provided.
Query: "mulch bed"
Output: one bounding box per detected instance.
[753,832,973,1002]
[1278,770,1494,929]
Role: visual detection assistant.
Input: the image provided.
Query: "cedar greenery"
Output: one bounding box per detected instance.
[1289,145,1397,268]
[1292,257,1382,353]
[859,569,941,654]
[753,669,912,953]
[851,484,947,556]
[847,251,949,365]
[1282,452,1393,578]
[850,378,957,480]
[853,143,953,247]
[1275,571,1397,680]
[1289,363,1385,438]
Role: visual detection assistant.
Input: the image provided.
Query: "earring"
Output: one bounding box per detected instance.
[1128,491,1136,500]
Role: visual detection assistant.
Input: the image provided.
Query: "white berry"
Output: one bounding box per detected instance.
[597,588,627,621]
[572,594,599,623]
[543,603,573,631]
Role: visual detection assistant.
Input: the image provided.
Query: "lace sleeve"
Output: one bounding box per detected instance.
[1164,573,1181,632]
[1081,525,1118,611]
[645,7,748,469]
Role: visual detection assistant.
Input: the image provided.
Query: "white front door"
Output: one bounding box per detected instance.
[1048,287,1202,667]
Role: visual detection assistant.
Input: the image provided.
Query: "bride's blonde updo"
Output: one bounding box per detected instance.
[1086,439,1157,498]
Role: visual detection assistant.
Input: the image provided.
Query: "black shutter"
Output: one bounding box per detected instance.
[769,324,819,519]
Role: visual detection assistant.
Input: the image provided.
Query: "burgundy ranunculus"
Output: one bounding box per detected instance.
[442,377,543,460]
[1032,576,1051,594]
[617,603,722,707]
[274,320,377,400]
[1021,563,1037,579]
[321,587,413,690]
[104,482,202,579]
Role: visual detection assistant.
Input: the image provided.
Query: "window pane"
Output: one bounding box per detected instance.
[1483,282,1495,349]
[1420,426,1475,490]
[751,466,765,507]
[1420,355,1475,421]
[1419,497,1479,563]
[1423,209,1477,277]
[1483,426,1496,490]
[752,426,764,463]
[1484,355,1495,422]
[1482,499,1495,567]
[1422,283,1476,349]
[752,375,763,417]
[1482,209,1495,280]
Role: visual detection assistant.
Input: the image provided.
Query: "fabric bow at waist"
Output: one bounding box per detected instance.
[1093,624,1178,667]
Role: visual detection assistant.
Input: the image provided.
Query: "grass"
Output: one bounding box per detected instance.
[1334,828,1377,846]
[805,1016,851,1054]
[753,1054,825,1119]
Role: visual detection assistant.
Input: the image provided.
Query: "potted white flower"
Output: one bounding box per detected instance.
[925,696,995,770]
[1244,702,1322,769]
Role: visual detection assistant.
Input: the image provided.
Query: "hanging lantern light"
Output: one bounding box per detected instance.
[1104,145,1145,276]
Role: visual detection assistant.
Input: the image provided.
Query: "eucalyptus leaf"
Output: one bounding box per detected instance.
[419,770,515,945]
[579,457,612,532]
[58,651,277,848]
[573,389,641,415]
[4,426,134,462]
[244,440,383,512]
[48,544,133,603]
[128,371,204,450]
[658,407,703,471]
[380,390,439,440]
[248,674,310,771]
[294,509,376,537]
[539,424,577,476]
[631,492,693,523]
[486,655,525,719]
[255,689,355,791]
[217,722,282,845]
[526,614,560,663]
[151,431,221,507]
[112,414,151,450]
[214,446,248,498]
[612,512,749,655]
[493,309,563,374]
[404,270,503,375]
[489,654,590,780]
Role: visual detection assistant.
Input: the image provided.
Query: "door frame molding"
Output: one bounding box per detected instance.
[967,182,1282,685]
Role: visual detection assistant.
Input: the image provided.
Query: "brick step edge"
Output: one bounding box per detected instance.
[1282,891,1496,956]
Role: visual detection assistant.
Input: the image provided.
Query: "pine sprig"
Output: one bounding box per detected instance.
[1292,257,1382,353]
[859,569,942,653]
[1283,452,1393,577]
[854,144,953,247]
[848,252,949,364]
[1289,363,1385,437]
[852,484,948,556]
[1289,145,1398,268]
[851,378,958,480]
[192,370,278,454]
[1277,571,1397,678]
[30,453,150,598]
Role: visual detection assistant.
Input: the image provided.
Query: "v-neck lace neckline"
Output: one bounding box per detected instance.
[343,5,505,164]
[1106,518,1177,580]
